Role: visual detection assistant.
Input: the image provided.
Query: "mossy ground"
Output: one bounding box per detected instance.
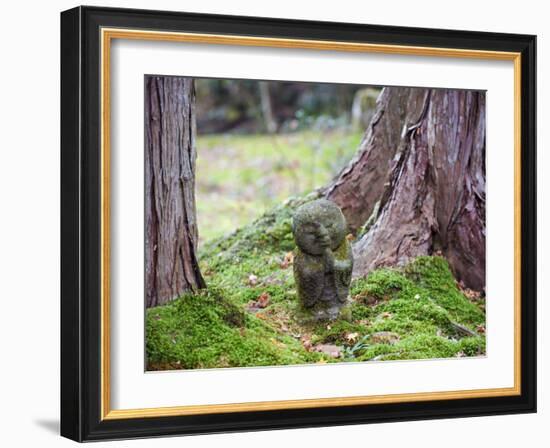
[146,196,486,370]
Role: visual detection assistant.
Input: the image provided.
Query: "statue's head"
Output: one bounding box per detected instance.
[292,199,347,255]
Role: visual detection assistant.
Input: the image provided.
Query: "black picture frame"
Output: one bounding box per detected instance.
[61,5,536,442]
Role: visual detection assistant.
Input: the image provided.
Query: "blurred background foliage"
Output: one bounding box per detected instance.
[195,78,381,244]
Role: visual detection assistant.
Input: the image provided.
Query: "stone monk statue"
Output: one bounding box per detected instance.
[292,199,353,320]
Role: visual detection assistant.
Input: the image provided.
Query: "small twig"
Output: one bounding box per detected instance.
[450,322,478,338]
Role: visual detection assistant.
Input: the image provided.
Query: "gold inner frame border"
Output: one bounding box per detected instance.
[100,27,522,420]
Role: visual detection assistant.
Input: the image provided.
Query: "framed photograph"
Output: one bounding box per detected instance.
[60,6,536,442]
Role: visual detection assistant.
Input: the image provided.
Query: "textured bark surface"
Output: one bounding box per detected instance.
[324,87,429,233]
[350,89,486,291]
[145,77,206,308]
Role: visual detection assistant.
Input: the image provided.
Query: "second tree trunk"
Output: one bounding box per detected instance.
[327,87,486,291]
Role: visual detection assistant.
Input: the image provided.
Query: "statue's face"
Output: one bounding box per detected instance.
[292,199,347,255]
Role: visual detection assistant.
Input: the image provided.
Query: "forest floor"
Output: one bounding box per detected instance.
[146,193,486,371]
[195,130,363,243]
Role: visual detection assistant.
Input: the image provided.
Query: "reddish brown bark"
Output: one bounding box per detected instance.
[330,88,486,291]
[145,76,206,308]
[324,87,430,233]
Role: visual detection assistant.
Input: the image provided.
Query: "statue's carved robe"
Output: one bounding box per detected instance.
[294,238,353,308]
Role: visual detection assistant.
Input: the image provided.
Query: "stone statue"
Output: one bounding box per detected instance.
[292,199,353,320]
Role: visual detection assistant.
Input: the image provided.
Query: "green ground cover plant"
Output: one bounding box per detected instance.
[146,195,486,370]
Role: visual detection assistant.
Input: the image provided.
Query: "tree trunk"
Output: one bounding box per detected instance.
[259,81,277,134]
[327,88,486,291]
[145,76,206,308]
[324,87,430,233]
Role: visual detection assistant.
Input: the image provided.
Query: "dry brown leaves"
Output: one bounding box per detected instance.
[300,334,313,351]
[246,292,271,312]
[456,280,484,303]
[312,344,342,358]
[353,291,384,306]
[300,334,341,358]
[345,332,359,343]
[280,251,294,269]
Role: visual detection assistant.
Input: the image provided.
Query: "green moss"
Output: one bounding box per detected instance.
[198,193,318,308]
[309,320,367,345]
[341,258,486,361]
[351,268,416,300]
[147,199,485,369]
[199,194,313,265]
[146,287,321,369]
[353,333,486,362]
[404,256,485,326]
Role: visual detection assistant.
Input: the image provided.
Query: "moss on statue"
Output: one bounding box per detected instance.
[291,199,353,320]
[146,197,486,370]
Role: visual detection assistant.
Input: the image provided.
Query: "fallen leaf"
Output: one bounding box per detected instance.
[313,344,342,358]
[246,292,271,312]
[476,325,486,334]
[353,291,378,306]
[345,332,359,342]
[464,288,482,301]
[280,251,295,269]
[256,292,270,308]
[300,335,313,351]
